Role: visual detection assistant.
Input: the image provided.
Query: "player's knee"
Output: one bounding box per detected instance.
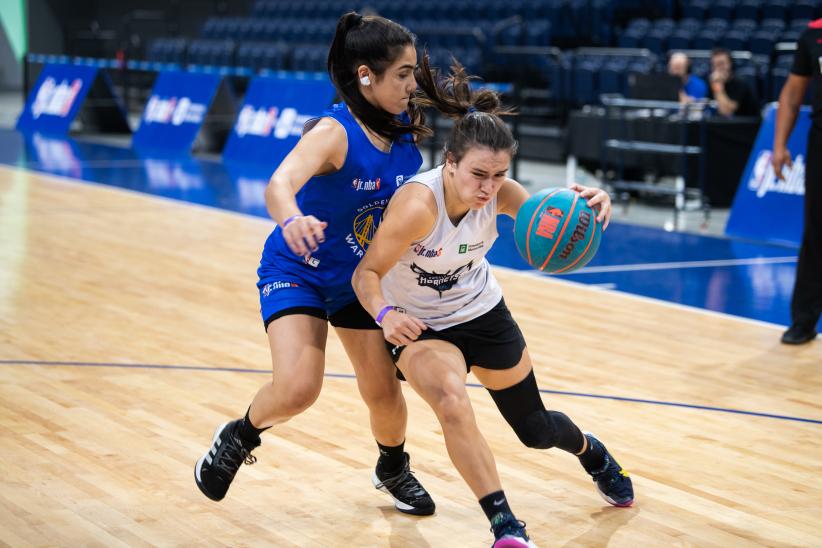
[359,379,403,413]
[513,410,562,449]
[433,386,473,429]
[277,381,322,416]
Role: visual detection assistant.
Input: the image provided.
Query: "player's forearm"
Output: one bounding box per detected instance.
[264,175,302,225]
[774,89,803,150]
[352,266,388,320]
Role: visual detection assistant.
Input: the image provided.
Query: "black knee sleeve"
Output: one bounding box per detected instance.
[487,371,585,453]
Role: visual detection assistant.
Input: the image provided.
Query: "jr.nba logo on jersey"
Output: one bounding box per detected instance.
[351,177,381,191]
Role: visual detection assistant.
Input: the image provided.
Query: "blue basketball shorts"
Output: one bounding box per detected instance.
[257,259,377,330]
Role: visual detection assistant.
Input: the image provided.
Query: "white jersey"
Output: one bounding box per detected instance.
[381,166,503,330]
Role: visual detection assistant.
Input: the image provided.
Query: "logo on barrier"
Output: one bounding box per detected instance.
[747,150,805,198]
[234,105,312,139]
[144,95,207,126]
[31,77,83,119]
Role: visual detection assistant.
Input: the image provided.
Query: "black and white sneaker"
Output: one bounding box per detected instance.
[372,452,436,516]
[194,420,260,501]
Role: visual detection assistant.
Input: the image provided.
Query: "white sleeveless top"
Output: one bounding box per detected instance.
[381,166,503,330]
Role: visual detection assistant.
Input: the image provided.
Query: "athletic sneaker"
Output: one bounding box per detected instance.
[490,512,538,548]
[372,452,436,516]
[584,433,634,507]
[195,420,260,501]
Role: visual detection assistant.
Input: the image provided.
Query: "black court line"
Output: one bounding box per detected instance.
[2,359,820,426]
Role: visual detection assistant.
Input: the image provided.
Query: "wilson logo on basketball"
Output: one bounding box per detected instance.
[559,210,592,259]
[535,207,564,239]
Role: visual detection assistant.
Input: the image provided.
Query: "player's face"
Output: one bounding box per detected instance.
[368,45,418,115]
[449,146,511,209]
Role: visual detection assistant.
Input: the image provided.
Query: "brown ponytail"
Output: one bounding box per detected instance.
[413,54,518,162]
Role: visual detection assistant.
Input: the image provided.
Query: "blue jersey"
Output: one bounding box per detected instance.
[258,103,422,315]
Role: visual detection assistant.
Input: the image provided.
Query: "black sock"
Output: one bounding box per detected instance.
[238,407,270,443]
[577,434,606,472]
[377,440,406,473]
[479,490,513,522]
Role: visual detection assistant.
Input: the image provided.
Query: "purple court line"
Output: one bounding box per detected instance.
[2,359,821,426]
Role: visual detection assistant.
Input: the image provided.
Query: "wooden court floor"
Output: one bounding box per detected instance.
[1,165,821,547]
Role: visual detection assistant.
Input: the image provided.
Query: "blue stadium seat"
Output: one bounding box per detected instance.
[735,0,762,22]
[789,1,817,21]
[779,29,802,43]
[749,30,776,55]
[720,30,748,51]
[641,29,669,55]
[524,21,551,47]
[599,57,629,96]
[187,39,235,67]
[682,0,709,21]
[731,19,758,32]
[618,28,645,49]
[705,18,730,32]
[761,0,790,22]
[667,29,694,50]
[693,29,721,50]
[708,0,736,21]
[677,18,702,32]
[291,45,327,72]
[761,18,787,32]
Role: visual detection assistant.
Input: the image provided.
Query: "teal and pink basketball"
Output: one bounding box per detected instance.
[514,187,602,274]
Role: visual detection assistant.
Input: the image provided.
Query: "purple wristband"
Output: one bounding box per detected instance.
[282,214,300,228]
[375,305,396,327]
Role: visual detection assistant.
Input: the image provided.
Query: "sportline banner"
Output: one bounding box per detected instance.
[222,75,335,166]
[133,71,229,153]
[725,104,811,246]
[17,64,102,134]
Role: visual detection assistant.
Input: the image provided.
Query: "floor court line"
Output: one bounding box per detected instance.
[2,360,819,425]
[573,256,798,274]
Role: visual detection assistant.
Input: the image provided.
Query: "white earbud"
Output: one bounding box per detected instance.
[360,75,371,86]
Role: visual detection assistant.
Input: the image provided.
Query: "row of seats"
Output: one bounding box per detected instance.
[148,36,795,107]
[147,38,485,74]
[680,0,821,23]
[247,0,615,45]
[618,17,809,55]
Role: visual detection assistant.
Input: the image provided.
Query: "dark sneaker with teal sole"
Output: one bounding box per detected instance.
[490,512,537,548]
[372,452,435,516]
[195,420,260,501]
[584,433,634,507]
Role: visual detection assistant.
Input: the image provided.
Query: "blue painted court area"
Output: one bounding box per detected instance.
[0,128,807,328]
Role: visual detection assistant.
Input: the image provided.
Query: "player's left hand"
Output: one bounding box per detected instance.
[569,183,612,230]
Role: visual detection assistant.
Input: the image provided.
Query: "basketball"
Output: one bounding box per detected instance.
[514,187,602,274]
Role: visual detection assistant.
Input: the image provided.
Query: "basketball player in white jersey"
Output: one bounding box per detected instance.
[353,58,634,548]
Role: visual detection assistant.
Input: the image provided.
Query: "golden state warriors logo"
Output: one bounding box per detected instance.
[346,199,388,258]
[353,205,382,249]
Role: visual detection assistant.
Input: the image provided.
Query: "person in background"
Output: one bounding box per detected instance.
[771,19,822,345]
[709,48,759,117]
[668,51,707,103]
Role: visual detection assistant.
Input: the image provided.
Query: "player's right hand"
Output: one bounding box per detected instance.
[282,215,327,258]
[771,147,793,181]
[382,309,427,347]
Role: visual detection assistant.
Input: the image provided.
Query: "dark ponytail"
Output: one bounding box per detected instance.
[413,54,518,162]
[327,12,430,141]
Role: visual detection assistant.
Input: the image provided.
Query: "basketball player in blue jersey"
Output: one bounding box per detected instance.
[353,59,634,547]
[194,12,436,515]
